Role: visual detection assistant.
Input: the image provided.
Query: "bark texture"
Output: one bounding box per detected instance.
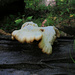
[0,35,75,75]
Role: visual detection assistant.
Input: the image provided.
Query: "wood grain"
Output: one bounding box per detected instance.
[0,35,75,75]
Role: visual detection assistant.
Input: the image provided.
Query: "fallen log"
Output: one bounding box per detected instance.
[0,35,75,75]
[57,25,75,36]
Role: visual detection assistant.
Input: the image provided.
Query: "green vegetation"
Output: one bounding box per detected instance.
[70,40,75,63]
[0,0,75,32]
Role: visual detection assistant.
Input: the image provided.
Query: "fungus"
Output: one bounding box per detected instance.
[12,26,43,43]
[12,22,60,54]
[21,21,38,29]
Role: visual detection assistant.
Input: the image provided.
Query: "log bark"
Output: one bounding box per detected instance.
[0,35,75,74]
[57,25,75,36]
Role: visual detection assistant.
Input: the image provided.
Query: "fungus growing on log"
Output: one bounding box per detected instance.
[12,22,60,54]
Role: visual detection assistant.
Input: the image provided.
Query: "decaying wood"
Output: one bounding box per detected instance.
[0,35,75,75]
[57,25,75,36]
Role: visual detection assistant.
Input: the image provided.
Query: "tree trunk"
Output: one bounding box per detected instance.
[0,0,25,19]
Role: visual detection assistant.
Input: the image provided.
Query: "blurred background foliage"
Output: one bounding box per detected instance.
[0,0,75,32]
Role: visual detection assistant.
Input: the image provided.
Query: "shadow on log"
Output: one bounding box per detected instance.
[0,35,75,75]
